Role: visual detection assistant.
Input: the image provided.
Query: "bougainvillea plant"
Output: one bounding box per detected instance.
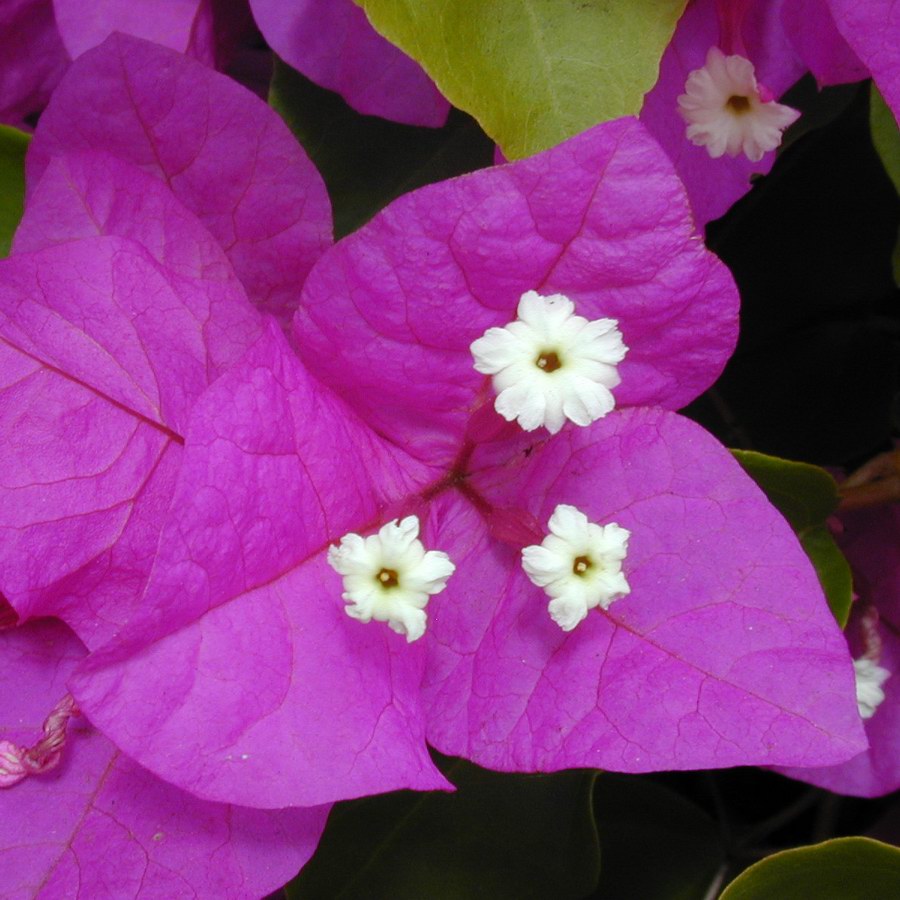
[0,0,899,897]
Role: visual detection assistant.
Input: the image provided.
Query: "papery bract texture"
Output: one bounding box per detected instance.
[0,231,260,649]
[782,0,867,87]
[27,33,331,325]
[71,321,449,808]
[420,408,865,772]
[826,0,900,119]
[52,0,216,64]
[0,0,68,127]
[14,151,262,379]
[249,0,449,127]
[0,619,328,899]
[778,505,900,796]
[291,116,864,773]
[640,0,805,224]
[295,117,738,465]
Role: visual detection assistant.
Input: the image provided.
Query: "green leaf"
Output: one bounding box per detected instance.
[720,837,900,900]
[354,0,688,159]
[269,58,494,238]
[869,81,900,285]
[0,124,30,258]
[869,84,900,286]
[732,450,853,627]
[287,754,599,899]
[593,774,725,900]
[870,83,900,196]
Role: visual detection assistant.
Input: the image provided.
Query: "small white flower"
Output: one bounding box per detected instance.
[470,291,628,434]
[677,46,800,162]
[327,516,455,642]
[854,657,891,720]
[521,504,630,632]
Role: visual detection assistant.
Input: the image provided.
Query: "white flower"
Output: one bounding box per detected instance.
[521,504,630,632]
[327,516,455,642]
[470,291,627,434]
[854,657,891,720]
[677,46,800,162]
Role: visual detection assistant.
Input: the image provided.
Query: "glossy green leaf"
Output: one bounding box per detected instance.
[720,837,900,899]
[594,775,725,900]
[269,58,493,238]
[732,450,852,626]
[287,755,599,899]
[355,0,687,159]
[0,125,30,257]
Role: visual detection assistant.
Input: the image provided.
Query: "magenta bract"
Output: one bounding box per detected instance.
[295,117,739,465]
[0,236,255,648]
[427,410,864,771]
[0,0,250,129]
[27,33,332,326]
[249,0,450,127]
[0,0,68,127]
[0,139,270,648]
[782,0,866,87]
[72,321,449,807]
[0,619,328,899]
[52,0,217,63]
[826,0,900,117]
[0,151,271,648]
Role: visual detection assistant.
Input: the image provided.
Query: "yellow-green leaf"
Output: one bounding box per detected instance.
[355,0,687,159]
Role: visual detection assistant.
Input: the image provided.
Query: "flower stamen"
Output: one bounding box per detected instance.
[377,568,400,588]
[573,555,592,575]
[726,94,751,113]
[536,350,562,372]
